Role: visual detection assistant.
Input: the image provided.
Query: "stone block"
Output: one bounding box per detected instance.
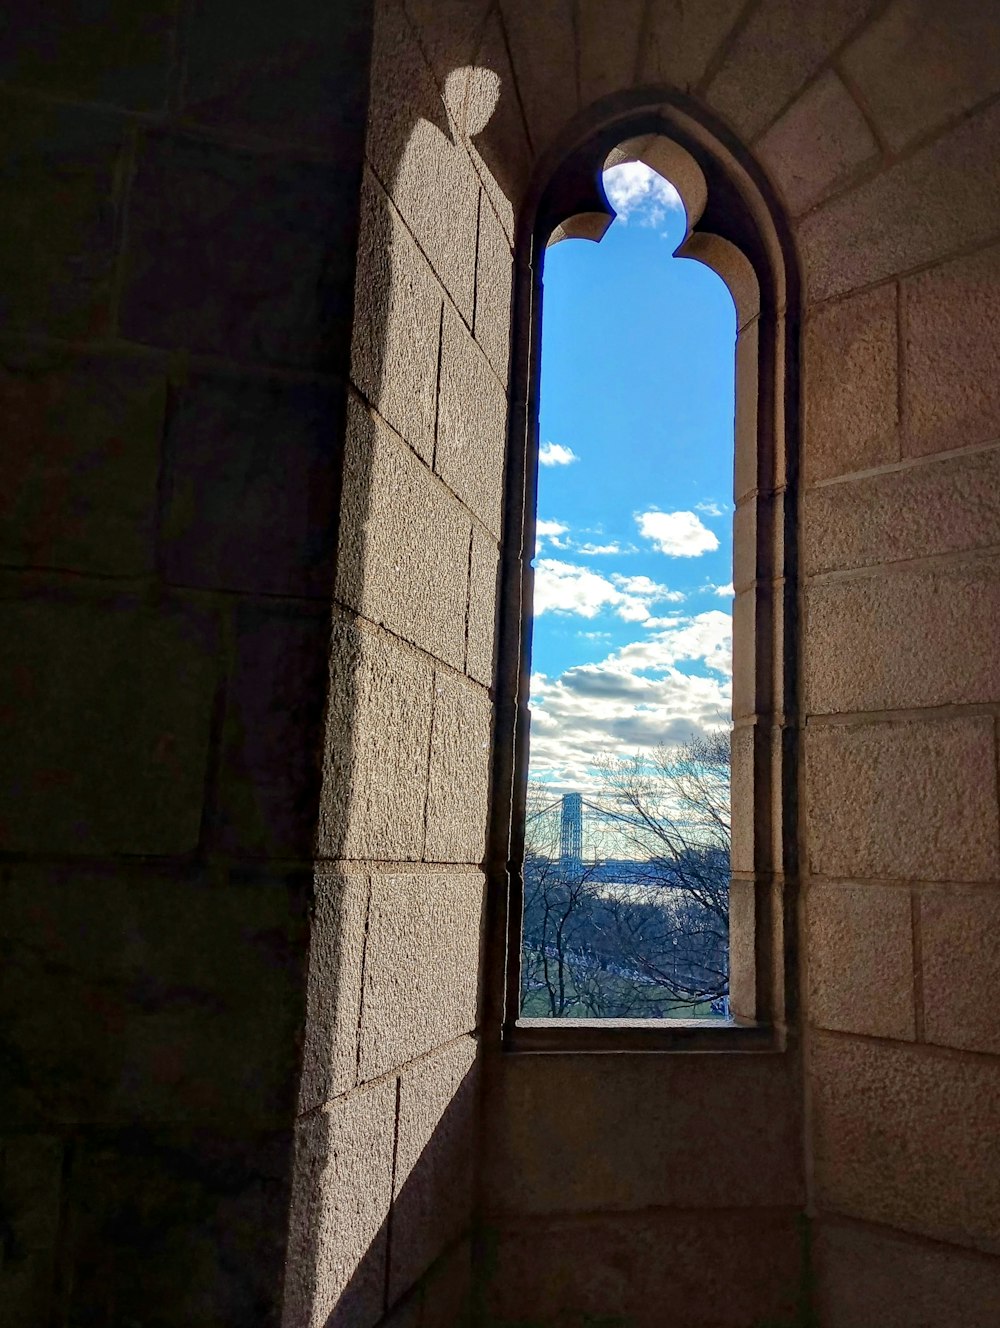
[730,587,756,720]
[425,672,492,865]
[732,496,757,591]
[437,309,507,537]
[727,876,756,1020]
[160,370,342,598]
[358,872,483,1081]
[803,283,897,483]
[335,400,470,670]
[0,1134,63,1327]
[904,242,1000,459]
[804,557,1000,714]
[0,100,123,337]
[390,1038,478,1303]
[0,348,165,576]
[0,591,217,856]
[182,0,372,150]
[466,527,498,685]
[805,881,914,1040]
[0,863,309,1127]
[810,1031,1000,1251]
[379,1289,422,1328]
[63,1125,293,1328]
[841,0,1000,153]
[499,0,577,164]
[575,0,646,106]
[485,1053,802,1215]
[757,71,878,215]
[706,0,871,141]
[921,888,1000,1057]
[351,170,442,464]
[120,130,356,369]
[319,620,433,862]
[474,194,513,384]
[213,601,331,859]
[465,12,532,228]
[367,0,478,322]
[297,871,369,1111]
[804,717,999,882]
[640,0,746,93]
[0,1,175,109]
[284,1082,396,1328]
[419,1238,472,1328]
[733,317,759,501]
[402,0,492,117]
[798,98,1000,301]
[366,0,429,185]
[483,1208,803,1328]
[729,724,755,875]
[815,1218,1000,1328]
[802,445,1000,575]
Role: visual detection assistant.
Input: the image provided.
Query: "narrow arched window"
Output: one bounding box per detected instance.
[522,158,736,1021]
[487,119,797,1050]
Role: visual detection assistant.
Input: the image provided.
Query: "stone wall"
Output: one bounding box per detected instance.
[452,1,1000,1322]
[0,2,373,1323]
[280,2,516,1324]
[3,1,1000,1325]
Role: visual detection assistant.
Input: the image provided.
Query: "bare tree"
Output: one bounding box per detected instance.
[595,730,730,1007]
[520,733,731,1018]
[520,849,604,1017]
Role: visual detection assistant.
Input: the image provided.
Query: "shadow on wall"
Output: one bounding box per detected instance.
[280,2,514,1324]
[283,1059,479,1328]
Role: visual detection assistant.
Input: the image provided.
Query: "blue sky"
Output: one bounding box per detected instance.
[528,162,736,792]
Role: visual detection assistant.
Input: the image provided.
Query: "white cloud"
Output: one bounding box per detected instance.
[578,541,625,556]
[610,573,685,602]
[604,611,732,679]
[603,161,684,229]
[534,560,647,621]
[539,441,579,467]
[636,509,720,557]
[714,582,735,597]
[533,560,684,623]
[536,519,568,539]
[695,499,727,517]
[527,610,733,787]
[535,518,570,551]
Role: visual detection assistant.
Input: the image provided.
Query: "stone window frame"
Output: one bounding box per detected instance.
[484,92,800,1054]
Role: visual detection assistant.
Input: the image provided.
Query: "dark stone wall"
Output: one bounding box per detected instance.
[0,3,373,1323]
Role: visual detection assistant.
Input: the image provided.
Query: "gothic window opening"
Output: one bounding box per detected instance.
[489,120,796,1048]
[520,155,737,1021]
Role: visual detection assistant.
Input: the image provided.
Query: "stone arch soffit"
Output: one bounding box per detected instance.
[553,132,760,334]
[523,96,797,331]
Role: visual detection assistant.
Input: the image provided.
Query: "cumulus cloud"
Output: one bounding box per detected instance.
[535,518,570,550]
[695,499,727,517]
[578,541,626,556]
[533,560,684,622]
[604,611,732,678]
[714,582,735,597]
[610,573,685,602]
[636,509,720,557]
[527,610,733,787]
[603,161,684,229]
[539,441,579,466]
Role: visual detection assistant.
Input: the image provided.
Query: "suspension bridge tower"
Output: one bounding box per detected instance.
[559,792,583,870]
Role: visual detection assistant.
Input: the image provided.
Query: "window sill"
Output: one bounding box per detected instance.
[503,1016,778,1054]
